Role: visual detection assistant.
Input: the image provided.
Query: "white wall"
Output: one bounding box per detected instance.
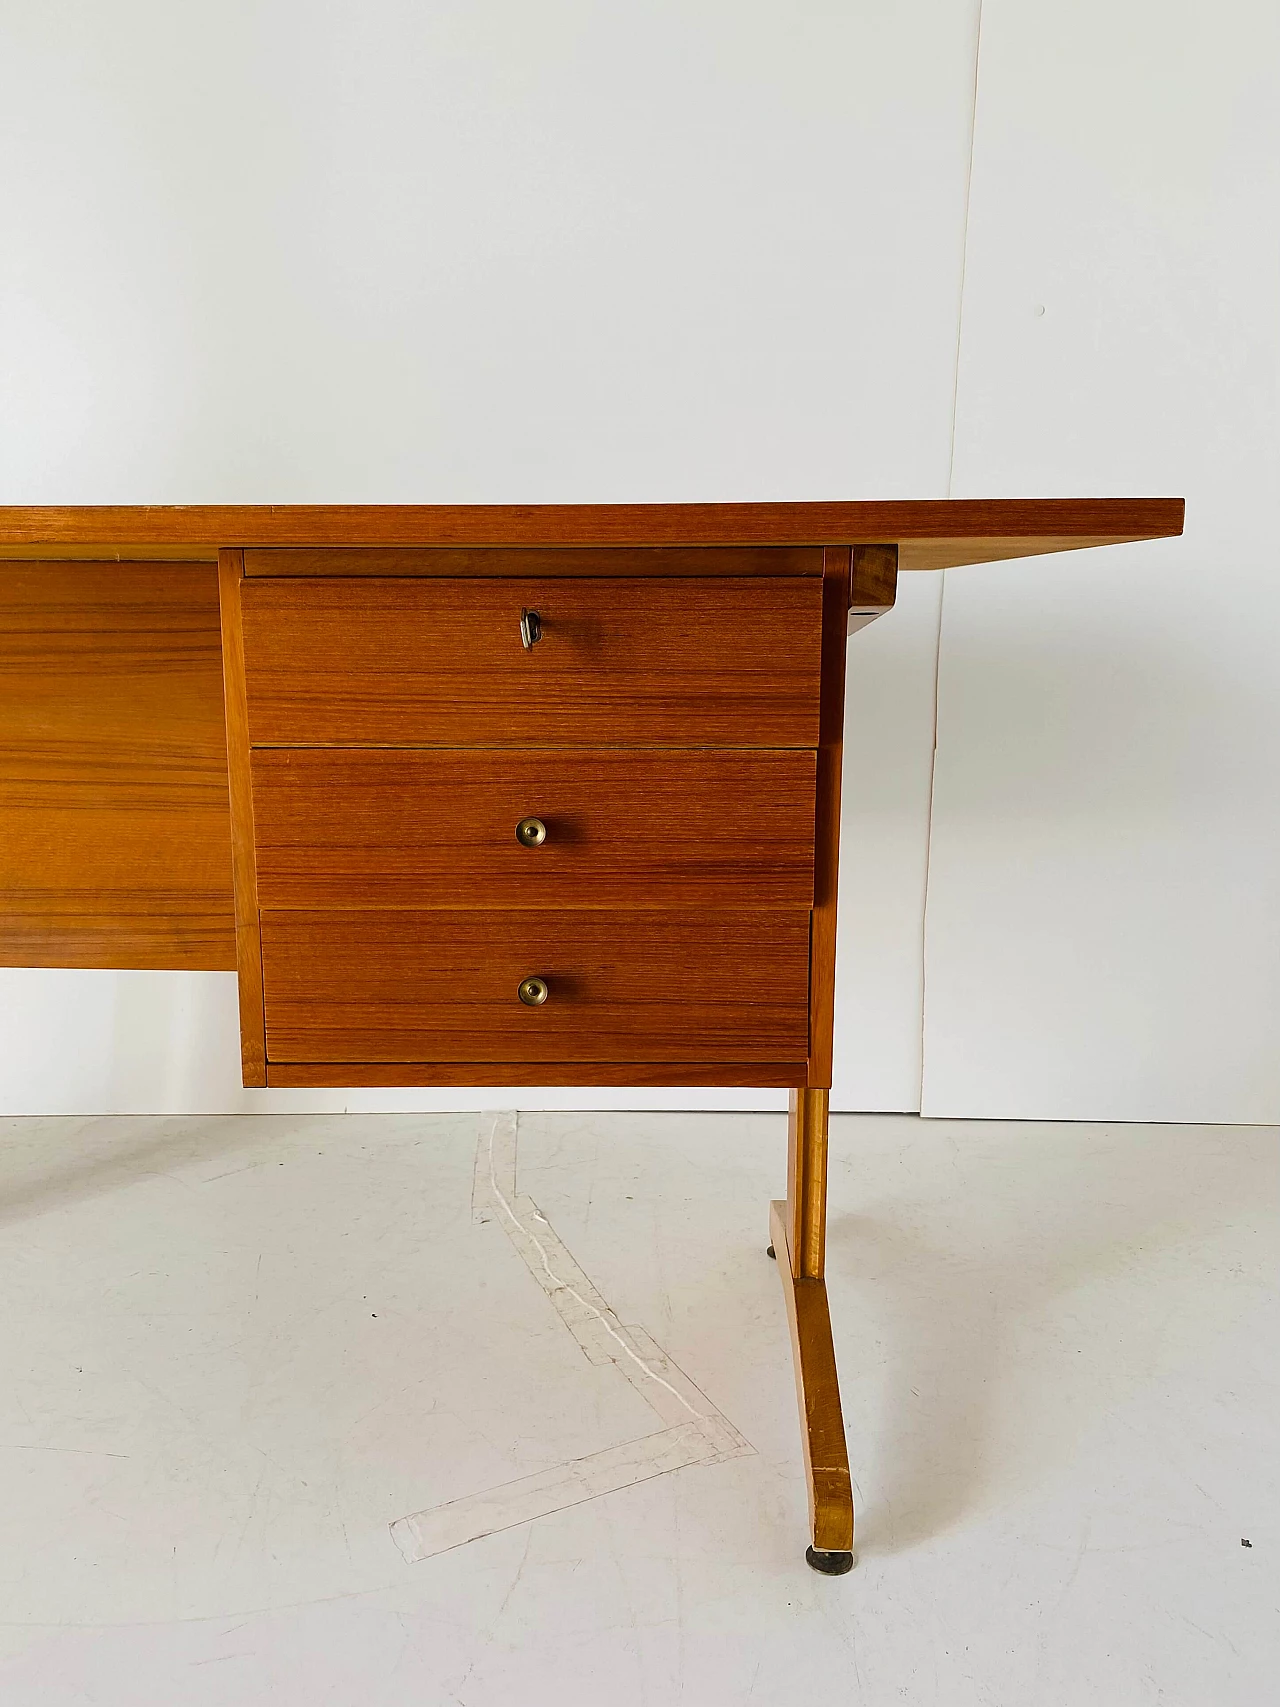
[0,1,978,1114]
[2,3,1273,1122]
[922,0,1280,1122]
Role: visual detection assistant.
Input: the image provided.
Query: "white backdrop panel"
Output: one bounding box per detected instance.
[834,570,943,1111]
[923,0,1280,1121]
[0,2,980,1114]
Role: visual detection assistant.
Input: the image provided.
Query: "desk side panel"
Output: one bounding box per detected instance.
[806,547,853,1087]
[218,551,267,1085]
[0,561,235,970]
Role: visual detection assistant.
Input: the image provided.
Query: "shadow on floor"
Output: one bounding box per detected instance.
[0,1114,314,1231]
[825,1118,1279,1556]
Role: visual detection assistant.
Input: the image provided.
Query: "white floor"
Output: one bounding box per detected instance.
[0,1109,1274,1705]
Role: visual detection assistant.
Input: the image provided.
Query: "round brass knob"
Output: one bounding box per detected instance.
[518,976,549,1007]
[516,817,547,848]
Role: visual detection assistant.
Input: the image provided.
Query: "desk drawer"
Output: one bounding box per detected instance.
[260,908,811,1063]
[240,577,822,747]
[250,747,816,909]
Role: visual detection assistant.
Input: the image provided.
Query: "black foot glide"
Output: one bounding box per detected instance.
[766,1243,776,1259]
[806,1546,854,1576]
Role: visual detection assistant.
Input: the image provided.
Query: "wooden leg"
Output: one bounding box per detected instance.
[770,1087,854,1574]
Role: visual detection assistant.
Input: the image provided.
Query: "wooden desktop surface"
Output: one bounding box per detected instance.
[0,500,1183,974]
[0,497,1182,569]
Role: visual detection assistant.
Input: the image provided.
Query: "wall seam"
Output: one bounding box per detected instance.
[919,0,985,1112]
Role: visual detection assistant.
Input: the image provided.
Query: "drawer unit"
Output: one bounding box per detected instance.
[219,546,845,1088]
[250,747,817,910]
[239,575,824,747]
[259,909,812,1065]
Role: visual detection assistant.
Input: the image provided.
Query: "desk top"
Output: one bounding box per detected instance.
[0,498,1182,570]
[0,497,1183,984]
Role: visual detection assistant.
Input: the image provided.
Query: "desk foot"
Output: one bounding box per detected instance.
[766,1243,776,1259]
[769,1196,854,1568]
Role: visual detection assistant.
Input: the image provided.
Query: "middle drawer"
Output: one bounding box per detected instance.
[250,747,817,909]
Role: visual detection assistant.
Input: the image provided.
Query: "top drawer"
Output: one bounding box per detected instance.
[239,576,823,747]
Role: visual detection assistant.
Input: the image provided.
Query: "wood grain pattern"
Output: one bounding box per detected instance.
[786,1087,829,1281]
[848,542,898,636]
[0,561,234,969]
[259,909,812,1064]
[0,912,232,971]
[217,551,267,1085]
[806,548,853,1087]
[244,546,823,578]
[769,1198,855,1554]
[849,542,898,611]
[894,531,1178,572]
[251,747,817,910]
[241,577,824,748]
[267,1059,807,1088]
[0,498,1184,562]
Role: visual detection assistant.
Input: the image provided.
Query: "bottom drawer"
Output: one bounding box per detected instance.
[260,909,811,1064]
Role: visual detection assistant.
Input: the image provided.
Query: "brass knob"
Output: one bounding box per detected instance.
[518,976,549,1007]
[520,608,542,649]
[516,816,547,847]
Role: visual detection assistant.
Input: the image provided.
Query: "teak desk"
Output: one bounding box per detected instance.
[0,499,1183,1573]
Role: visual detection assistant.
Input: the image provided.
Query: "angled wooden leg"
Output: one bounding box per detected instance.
[770,1087,854,1574]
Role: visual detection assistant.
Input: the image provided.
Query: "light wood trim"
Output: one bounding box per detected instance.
[807,546,852,1087]
[267,1061,809,1088]
[777,1086,854,1554]
[217,549,266,1086]
[769,1197,854,1554]
[0,498,1184,560]
[787,1087,829,1281]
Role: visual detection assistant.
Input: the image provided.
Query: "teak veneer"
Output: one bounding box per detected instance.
[260,907,813,1066]
[250,747,818,911]
[0,498,1183,1575]
[0,561,234,970]
[239,574,825,747]
[0,497,1182,565]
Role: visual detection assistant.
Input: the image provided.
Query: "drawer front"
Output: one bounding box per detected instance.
[250,748,817,910]
[240,576,823,747]
[260,909,811,1063]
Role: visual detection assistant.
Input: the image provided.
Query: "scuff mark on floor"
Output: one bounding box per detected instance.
[391,1111,753,1563]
